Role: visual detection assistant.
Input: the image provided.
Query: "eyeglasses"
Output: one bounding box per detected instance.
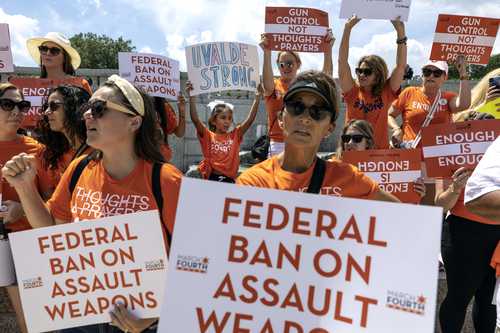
[38,45,62,56]
[43,101,64,113]
[355,68,373,76]
[341,134,367,144]
[279,61,294,69]
[0,99,31,113]
[284,100,332,121]
[82,99,139,119]
[422,68,444,78]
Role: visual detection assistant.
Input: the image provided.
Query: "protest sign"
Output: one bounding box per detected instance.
[265,7,329,53]
[343,149,422,204]
[8,77,90,127]
[119,52,180,100]
[430,14,499,64]
[10,211,168,332]
[158,178,442,333]
[422,119,500,177]
[0,24,14,73]
[340,0,412,21]
[185,42,259,96]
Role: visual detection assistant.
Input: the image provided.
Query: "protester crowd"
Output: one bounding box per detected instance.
[0,12,499,333]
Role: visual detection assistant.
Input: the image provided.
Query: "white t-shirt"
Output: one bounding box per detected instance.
[464,136,500,203]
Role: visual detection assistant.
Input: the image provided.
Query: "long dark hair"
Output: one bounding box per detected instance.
[357,55,389,97]
[40,48,75,78]
[36,85,90,170]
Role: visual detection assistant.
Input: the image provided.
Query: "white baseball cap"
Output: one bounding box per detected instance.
[422,60,448,75]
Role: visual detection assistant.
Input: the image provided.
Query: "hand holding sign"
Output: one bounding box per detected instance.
[449,167,473,194]
[391,16,406,36]
[0,201,24,224]
[345,15,361,30]
[110,304,157,333]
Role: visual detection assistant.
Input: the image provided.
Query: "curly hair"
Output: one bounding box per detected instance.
[36,85,90,170]
[357,55,389,97]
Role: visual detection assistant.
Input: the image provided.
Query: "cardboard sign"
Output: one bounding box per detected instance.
[422,119,500,177]
[265,7,329,53]
[430,14,500,64]
[8,77,89,127]
[118,52,180,100]
[343,149,422,204]
[0,24,14,73]
[9,211,168,332]
[340,0,412,21]
[158,178,443,333]
[185,42,259,96]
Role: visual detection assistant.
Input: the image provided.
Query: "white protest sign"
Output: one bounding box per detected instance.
[10,210,168,333]
[340,0,412,21]
[158,178,442,333]
[118,52,180,100]
[0,23,14,73]
[185,42,259,96]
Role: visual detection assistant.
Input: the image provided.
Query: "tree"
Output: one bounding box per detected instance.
[447,53,499,80]
[70,33,136,69]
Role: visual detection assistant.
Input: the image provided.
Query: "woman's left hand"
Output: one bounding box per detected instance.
[390,16,405,35]
[110,304,156,333]
[413,178,426,198]
[454,54,469,78]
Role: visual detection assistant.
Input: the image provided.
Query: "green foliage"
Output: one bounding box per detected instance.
[70,33,135,69]
[447,54,500,80]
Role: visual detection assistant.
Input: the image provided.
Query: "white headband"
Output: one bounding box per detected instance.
[107,75,145,116]
[207,100,234,113]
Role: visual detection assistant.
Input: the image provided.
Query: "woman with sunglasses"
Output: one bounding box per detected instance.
[26,32,92,93]
[237,70,398,203]
[388,59,471,148]
[35,85,92,197]
[338,15,407,149]
[2,75,182,333]
[259,29,335,157]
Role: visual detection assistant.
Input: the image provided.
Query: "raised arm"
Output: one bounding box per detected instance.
[174,93,186,137]
[186,81,206,136]
[449,56,471,113]
[338,16,360,93]
[389,17,407,92]
[239,83,263,136]
[260,33,275,96]
[388,104,403,147]
[322,28,335,76]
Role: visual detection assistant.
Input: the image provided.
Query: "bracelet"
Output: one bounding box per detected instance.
[396,36,407,45]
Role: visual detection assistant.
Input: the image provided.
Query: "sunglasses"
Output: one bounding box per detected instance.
[355,67,373,76]
[279,61,294,69]
[341,134,367,144]
[284,100,332,121]
[43,101,64,113]
[38,45,62,56]
[82,99,138,119]
[422,68,444,78]
[0,99,31,113]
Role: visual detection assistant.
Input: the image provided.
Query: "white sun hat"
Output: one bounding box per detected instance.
[26,32,81,70]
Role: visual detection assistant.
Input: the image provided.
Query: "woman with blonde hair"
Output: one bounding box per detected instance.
[469,68,500,112]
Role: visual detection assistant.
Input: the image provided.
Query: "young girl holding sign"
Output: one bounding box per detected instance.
[187,81,262,183]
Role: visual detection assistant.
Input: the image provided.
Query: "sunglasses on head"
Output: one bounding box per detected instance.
[43,101,64,113]
[355,67,373,76]
[341,134,367,144]
[0,99,31,113]
[38,45,62,56]
[422,68,444,78]
[279,61,294,69]
[284,100,332,121]
[82,99,139,119]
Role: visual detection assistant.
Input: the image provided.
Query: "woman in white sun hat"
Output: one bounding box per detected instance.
[26,32,92,93]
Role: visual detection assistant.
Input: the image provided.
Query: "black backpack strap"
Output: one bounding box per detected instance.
[69,155,93,195]
[71,143,89,161]
[152,162,172,256]
[307,157,326,194]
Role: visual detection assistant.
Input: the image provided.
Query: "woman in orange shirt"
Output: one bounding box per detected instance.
[338,15,407,149]
[187,81,262,183]
[434,111,498,333]
[237,70,398,202]
[2,75,182,333]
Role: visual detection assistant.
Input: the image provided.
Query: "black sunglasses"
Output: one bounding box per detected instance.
[355,67,373,76]
[422,68,444,78]
[81,99,138,119]
[43,101,64,113]
[38,45,62,56]
[341,134,367,144]
[0,99,31,113]
[279,61,294,69]
[284,100,332,121]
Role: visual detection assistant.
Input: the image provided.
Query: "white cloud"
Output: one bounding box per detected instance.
[139,45,153,54]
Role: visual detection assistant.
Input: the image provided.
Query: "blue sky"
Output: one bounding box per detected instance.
[1,0,499,76]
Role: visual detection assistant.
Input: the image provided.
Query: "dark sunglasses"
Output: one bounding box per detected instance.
[284,100,332,121]
[0,99,31,113]
[81,99,138,119]
[355,67,373,76]
[422,68,444,78]
[38,45,62,56]
[279,61,294,69]
[341,134,367,144]
[43,101,64,113]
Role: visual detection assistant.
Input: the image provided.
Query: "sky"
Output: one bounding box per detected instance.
[1,0,499,77]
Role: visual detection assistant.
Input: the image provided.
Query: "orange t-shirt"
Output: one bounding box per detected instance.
[237,156,380,199]
[265,78,289,142]
[491,242,500,277]
[0,135,48,231]
[159,103,179,162]
[198,126,242,179]
[450,190,498,225]
[392,87,457,141]
[343,82,399,149]
[46,157,182,241]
